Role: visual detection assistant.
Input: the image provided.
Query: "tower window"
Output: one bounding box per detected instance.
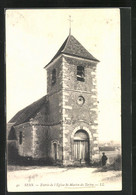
[19,131,22,145]
[77,66,85,82]
[52,69,56,85]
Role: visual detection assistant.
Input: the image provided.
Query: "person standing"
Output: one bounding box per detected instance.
[101,152,108,167]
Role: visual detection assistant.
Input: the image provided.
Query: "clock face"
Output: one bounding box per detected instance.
[77,96,85,105]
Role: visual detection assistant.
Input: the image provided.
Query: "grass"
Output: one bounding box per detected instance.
[7,148,122,172]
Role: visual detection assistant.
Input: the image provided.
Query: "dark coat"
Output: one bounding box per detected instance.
[102,154,108,166]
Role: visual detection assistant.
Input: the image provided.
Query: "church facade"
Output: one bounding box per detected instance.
[8,34,100,165]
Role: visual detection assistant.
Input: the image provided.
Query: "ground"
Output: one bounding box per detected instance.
[7,165,122,192]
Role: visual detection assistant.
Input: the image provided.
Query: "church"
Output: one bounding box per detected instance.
[7,32,100,166]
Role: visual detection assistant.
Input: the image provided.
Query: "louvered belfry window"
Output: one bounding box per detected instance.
[52,69,56,85]
[77,66,85,82]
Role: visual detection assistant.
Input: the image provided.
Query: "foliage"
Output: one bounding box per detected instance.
[99,146,115,151]
[109,154,122,171]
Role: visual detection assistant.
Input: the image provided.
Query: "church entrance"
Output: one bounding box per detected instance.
[73,130,89,164]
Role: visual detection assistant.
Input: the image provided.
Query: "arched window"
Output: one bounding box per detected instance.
[51,140,59,161]
[77,66,85,82]
[52,69,56,85]
[19,131,22,145]
[53,142,57,160]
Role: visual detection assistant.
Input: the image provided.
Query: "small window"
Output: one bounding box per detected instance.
[19,132,22,145]
[52,69,56,85]
[53,143,57,160]
[77,66,85,82]
[51,140,59,161]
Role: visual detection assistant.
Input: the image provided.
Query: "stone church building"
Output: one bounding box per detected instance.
[8,34,100,165]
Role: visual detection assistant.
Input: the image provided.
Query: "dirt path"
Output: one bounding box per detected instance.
[7,166,122,192]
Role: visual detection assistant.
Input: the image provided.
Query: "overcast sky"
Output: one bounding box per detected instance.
[6,8,121,142]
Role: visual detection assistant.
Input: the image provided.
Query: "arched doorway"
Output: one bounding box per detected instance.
[74,130,89,163]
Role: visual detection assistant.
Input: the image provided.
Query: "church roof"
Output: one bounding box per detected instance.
[45,34,99,67]
[9,96,48,126]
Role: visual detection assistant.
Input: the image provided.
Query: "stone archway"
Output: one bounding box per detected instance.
[73,130,89,163]
[71,126,93,164]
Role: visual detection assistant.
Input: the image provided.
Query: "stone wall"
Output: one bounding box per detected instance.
[28,123,63,162]
[14,121,49,160]
[14,122,33,157]
[61,56,99,165]
[44,59,64,162]
[48,124,63,162]
[46,57,63,95]
[29,92,63,161]
[30,124,48,159]
[11,53,99,165]
[48,91,62,124]
[62,56,97,92]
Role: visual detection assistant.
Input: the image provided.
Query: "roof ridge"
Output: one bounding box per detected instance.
[44,36,69,68]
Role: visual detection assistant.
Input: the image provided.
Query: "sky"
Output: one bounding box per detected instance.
[6,8,121,142]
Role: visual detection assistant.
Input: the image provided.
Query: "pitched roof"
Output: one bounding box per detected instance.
[9,96,48,126]
[45,35,99,67]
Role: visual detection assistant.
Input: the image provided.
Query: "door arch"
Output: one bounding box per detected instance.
[73,130,89,163]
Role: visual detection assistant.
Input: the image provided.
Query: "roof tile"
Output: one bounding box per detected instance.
[45,35,99,67]
[9,96,48,125]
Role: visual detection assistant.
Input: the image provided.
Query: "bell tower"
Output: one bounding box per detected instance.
[45,34,100,165]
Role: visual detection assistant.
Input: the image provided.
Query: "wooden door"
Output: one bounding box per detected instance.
[74,140,89,162]
[73,130,89,163]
